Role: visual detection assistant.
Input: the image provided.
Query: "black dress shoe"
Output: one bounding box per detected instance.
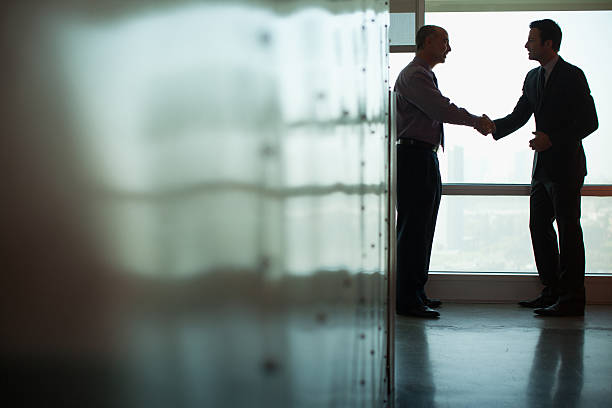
[518,295,556,308]
[397,305,440,318]
[425,298,442,308]
[534,300,585,317]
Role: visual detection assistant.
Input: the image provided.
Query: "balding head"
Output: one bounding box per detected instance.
[416,25,443,50]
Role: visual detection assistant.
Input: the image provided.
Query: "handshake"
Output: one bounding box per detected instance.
[474,114,496,136]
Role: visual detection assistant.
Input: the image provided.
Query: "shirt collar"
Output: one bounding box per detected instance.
[413,55,432,72]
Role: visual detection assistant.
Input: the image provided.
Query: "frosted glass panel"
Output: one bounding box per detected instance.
[390,12,416,45]
[2,1,390,407]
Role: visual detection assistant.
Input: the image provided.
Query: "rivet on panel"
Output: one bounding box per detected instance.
[259,256,271,270]
[260,145,275,157]
[261,357,280,375]
[258,31,271,46]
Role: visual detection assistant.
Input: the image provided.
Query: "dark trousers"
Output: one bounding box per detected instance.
[530,177,585,303]
[396,146,441,309]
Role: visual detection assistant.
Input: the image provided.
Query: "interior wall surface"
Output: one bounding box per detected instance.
[1,1,391,407]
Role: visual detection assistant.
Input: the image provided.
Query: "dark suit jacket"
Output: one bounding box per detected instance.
[493,57,598,182]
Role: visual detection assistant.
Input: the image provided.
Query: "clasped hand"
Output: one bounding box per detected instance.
[475,114,495,135]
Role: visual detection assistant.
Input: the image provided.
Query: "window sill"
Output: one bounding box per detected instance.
[426,273,612,304]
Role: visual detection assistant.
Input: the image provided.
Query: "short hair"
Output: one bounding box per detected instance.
[530,19,562,52]
[416,25,440,50]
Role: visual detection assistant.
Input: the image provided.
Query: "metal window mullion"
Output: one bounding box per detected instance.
[425,0,612,13]
[442,183,612,196]
[416,0,425,28]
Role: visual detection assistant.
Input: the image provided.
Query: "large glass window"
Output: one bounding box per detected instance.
[390,11,612,274]
[429,196,612,274]
[427,11,612,184]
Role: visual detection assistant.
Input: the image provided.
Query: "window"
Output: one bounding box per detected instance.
[390,10,612,274]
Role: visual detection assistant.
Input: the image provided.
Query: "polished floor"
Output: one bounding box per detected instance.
[395,303,612,408]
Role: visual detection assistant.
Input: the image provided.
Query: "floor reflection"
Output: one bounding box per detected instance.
[393,304,611,407]
[395,319,435,407]
[526,328,585,408]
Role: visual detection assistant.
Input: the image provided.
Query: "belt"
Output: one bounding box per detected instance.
[396,138,439,152]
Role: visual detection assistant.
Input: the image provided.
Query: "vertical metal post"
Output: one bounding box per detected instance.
[416,0,425,28]
[386,89,398,405]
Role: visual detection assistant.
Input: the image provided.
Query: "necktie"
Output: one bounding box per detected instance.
[432,72,444,150]
[538,67,546,100]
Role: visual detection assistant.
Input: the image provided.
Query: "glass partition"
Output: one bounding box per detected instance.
[1,1,391,406]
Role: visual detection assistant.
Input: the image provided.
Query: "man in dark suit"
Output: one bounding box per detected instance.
[491,19,598,316]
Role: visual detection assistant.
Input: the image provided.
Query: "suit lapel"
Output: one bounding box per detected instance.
[537,57,564,113]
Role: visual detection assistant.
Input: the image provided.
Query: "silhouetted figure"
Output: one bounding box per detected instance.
[394,25,493,318]
[491,19,598,316]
